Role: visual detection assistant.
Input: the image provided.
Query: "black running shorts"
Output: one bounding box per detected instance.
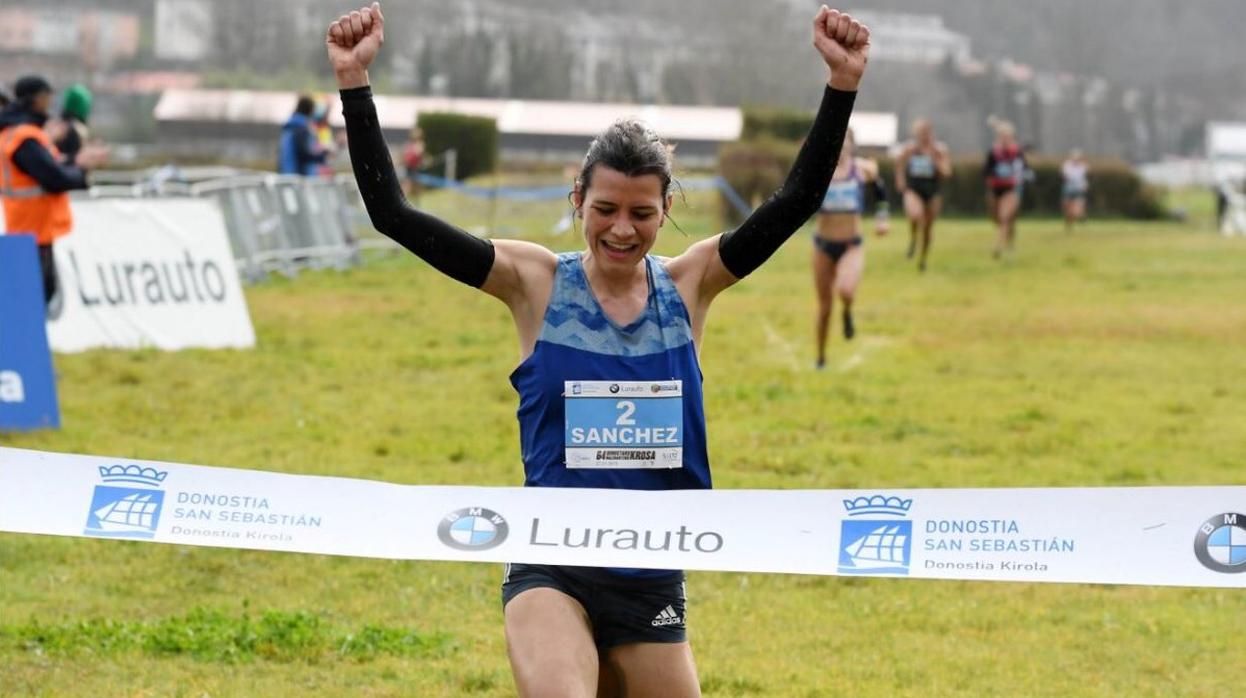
[501,563,688,649]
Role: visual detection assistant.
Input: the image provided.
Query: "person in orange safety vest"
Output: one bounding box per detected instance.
[1,76,107,309]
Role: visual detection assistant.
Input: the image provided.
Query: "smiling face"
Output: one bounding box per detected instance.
[574,164,670,272]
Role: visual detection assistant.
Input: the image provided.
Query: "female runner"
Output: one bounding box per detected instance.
[326,4,869,695]
[812,128,888,367]
[1061,148,1089,232]
[895,118,951,271]
[984,119,1027,258]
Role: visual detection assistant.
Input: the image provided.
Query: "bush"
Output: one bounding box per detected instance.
[741,106,815,143]
[718,139,798,226]
[417,112,498,181]
[726,104,1164,221]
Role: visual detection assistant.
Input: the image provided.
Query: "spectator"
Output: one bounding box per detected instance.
[54,83,93,166]
[277,94,328,175]
[312,100,338,177]
[0,76,108,309]
[400,126,425,200]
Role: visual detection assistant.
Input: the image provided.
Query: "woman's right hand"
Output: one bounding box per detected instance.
[812,6,870,91]
[327,2,384,88]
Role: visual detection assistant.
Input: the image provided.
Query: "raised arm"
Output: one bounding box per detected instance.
[671,7,870,308]
[327,4,498,289]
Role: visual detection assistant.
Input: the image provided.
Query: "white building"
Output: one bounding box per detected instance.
[153,88,745,166]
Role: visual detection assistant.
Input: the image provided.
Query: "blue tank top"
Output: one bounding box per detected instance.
[510,253,710,579]
[510,252,711,493]
[820,161,863,214]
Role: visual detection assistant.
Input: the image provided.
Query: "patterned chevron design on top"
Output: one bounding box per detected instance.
[539,252,693,357]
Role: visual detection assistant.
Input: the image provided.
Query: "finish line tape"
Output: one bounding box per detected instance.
[1,447,1243,588]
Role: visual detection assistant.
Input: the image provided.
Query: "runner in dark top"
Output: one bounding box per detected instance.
[895,118,951,271]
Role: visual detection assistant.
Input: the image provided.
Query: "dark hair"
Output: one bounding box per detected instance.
[14,75,51,105]
[578,119,673,199]
[295,95,316,116]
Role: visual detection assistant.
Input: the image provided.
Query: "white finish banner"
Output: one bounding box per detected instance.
[47,199,256,352]
[0,447,1243,588]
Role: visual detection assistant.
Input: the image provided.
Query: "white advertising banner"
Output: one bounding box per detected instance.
[1,446,1244,588]
[47,199,256,352]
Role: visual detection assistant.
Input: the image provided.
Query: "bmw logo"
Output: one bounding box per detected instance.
[1194,513,1246,574]
[438,507,509,551]
[609,384,620,394]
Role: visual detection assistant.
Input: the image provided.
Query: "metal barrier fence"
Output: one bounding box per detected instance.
[80,169,365,283]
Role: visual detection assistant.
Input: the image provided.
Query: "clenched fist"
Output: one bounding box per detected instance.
[327,2,385,89]
[813,6,870,91]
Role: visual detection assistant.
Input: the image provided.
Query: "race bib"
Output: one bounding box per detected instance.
[821,180,860,213]
[908,154,935,178]
[564,381,683,469]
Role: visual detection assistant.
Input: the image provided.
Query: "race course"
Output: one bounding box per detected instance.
[3,199,1245,696]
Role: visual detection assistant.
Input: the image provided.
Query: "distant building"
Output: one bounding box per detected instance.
[154,87,898,167]
[1207,122,1246,163]
[153,89,746,166]
[849,113,899,151]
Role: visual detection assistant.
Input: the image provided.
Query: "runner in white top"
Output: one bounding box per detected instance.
[1061,149,1089,232]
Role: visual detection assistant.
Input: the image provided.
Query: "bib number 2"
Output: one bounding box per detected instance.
[564,381,683,469]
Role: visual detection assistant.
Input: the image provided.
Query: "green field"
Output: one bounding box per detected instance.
[3,197,1245,696]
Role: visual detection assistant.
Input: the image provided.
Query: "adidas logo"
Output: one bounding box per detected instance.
[650,605,683,627]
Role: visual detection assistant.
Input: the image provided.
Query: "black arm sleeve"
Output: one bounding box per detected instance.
[717,86,856,279]
[340,86,494,288]
[12,139,88,193]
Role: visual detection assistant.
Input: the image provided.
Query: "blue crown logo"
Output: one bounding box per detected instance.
[843,495,912,517]
[98,465,168,487]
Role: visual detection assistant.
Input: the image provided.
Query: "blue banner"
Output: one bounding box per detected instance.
[0,235,60,431]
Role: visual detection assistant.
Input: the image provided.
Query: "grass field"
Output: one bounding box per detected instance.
[2,192,1246,696]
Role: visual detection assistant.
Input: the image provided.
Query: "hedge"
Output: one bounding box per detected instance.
[741,106,816,143]
[416,112,498,180]
[720,141,1163,224]
[876,156,1164,219]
